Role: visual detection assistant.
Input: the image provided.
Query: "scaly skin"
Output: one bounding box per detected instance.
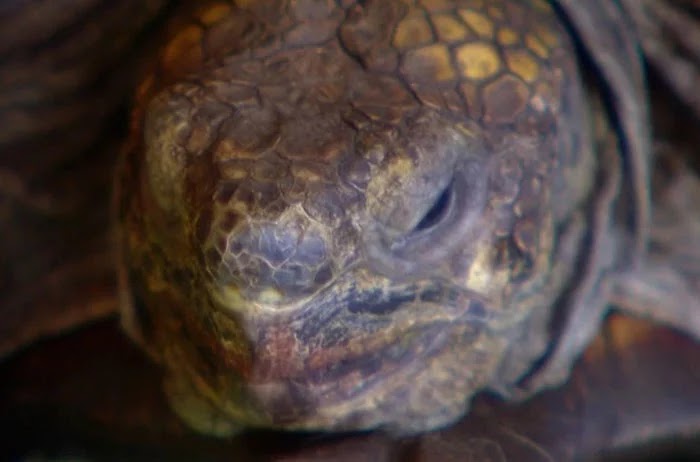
[118,0,619,435]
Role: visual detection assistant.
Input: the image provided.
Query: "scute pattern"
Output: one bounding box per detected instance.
[338,0,565,127]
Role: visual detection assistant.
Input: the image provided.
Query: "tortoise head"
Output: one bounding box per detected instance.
[118,0,594,434]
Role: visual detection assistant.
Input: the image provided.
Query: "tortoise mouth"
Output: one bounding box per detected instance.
[209,271,494,364]
[202,274,498,429]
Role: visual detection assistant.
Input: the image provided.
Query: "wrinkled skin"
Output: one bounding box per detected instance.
[1,0,700,458]
[117,0,694,436]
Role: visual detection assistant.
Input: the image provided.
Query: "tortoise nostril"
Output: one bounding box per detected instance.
[414,184,453,232]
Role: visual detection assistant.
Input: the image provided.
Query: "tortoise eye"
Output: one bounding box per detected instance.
[363,157,487,279]
[413,182,454,233]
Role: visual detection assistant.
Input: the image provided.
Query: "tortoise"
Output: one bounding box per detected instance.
[1,0,700,459]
